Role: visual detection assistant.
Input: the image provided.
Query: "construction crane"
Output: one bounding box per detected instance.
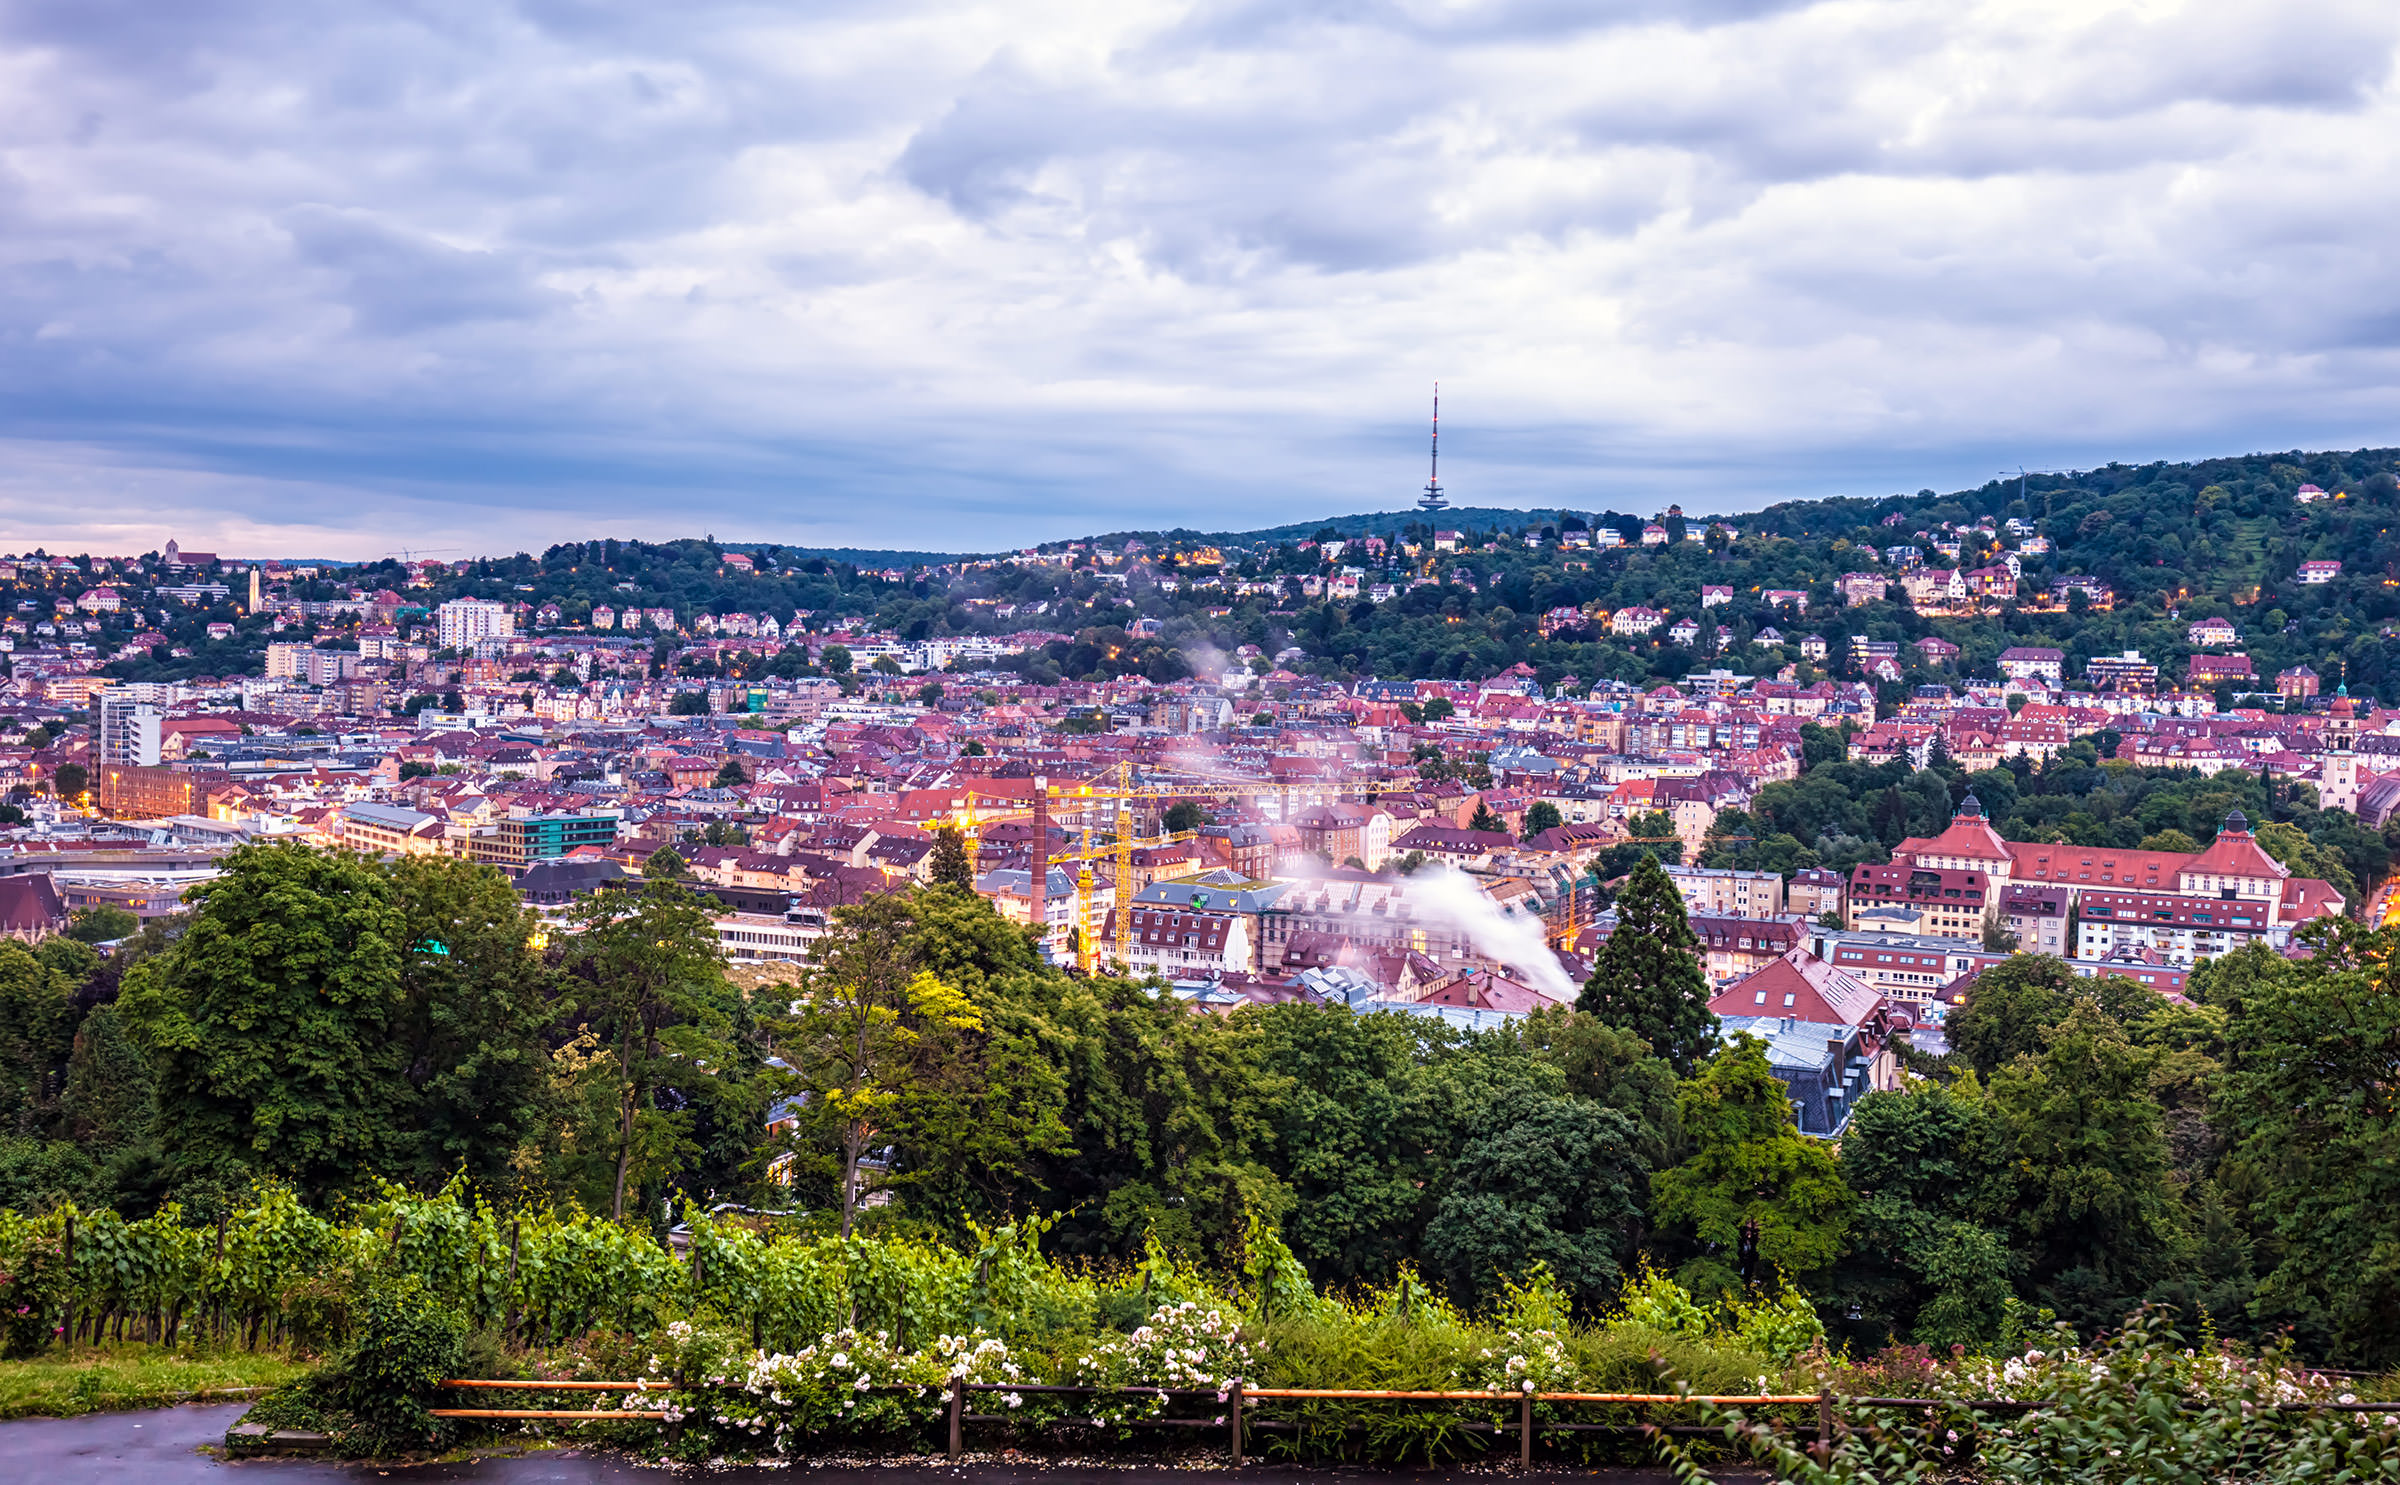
[1546,835,1697,948]
[932,768,1401,974]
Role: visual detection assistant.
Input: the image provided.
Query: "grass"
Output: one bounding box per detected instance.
[0,1343,316,1420]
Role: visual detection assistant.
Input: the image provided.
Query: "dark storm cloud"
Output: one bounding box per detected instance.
[0,0,2394,555]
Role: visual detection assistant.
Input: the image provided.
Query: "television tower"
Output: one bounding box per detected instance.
[1417,384,1448,511]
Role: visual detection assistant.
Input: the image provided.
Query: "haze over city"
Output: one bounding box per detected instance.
[3,0,2398,556]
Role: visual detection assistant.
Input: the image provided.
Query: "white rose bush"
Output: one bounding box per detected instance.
[1069,1300,1260,1428]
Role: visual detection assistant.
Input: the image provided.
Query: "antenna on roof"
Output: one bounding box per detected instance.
[1417,384,1449,512]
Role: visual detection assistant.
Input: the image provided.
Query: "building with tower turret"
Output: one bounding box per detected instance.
[1874,796,2347,966]
[2318,686,2362,814]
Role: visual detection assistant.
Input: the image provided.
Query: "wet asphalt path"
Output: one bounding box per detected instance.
[0,1404,1729,1484]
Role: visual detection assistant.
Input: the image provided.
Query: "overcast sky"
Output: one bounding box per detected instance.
[2,0,2396,558]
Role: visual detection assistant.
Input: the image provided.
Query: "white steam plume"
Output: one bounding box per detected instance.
[1405,865,1576,999]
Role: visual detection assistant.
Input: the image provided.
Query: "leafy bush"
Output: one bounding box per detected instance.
[316,1273,469,1452]
[242,1271,469,1455]
[1070,1300,1256,1424]
[1652,1307,2397,1485]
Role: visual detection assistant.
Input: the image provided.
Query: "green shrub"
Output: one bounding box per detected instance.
[251,1273,468,1456]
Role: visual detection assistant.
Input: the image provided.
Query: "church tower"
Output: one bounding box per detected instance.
[2320,686,2362,814]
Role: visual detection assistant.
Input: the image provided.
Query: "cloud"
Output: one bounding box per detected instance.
[0,0,2395,555]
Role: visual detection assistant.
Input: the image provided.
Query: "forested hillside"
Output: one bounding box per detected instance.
[79,445,2400,702]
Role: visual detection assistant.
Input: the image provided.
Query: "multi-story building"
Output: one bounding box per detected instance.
[436,597,515,650]
[2072,888,2281,966]
[1999,883,2072,956]
[1110,905,1254,978]
[96,683,173,768]
[2085,650,2158,692]
[1665,864,1787,919]
[1786,866,1846,922]
[976,865,1117,964]
[713,913,822,963]
[97,763,226,819]
[1845,861,1993,941]
[340,801,450,857]
[467,809,622,870]
[1689,914,1802,985]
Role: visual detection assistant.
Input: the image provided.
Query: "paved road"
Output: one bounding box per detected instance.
[0,1404,1733,1483]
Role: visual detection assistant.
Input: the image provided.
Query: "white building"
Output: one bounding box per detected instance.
[436,597,515,650]
[96,683,174,767]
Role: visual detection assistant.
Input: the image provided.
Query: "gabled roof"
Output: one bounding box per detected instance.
[1903,795,2011,861]
[1710,949,1885,1029]
[2184,812,2287,882]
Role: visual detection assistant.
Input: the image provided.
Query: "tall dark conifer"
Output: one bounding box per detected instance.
[929,826,975,890]
[1577,855,1717,1075]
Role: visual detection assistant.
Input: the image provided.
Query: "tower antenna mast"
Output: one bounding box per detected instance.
[1417,384,1449,511]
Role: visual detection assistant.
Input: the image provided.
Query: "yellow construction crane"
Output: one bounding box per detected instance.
[935,769,1398,974]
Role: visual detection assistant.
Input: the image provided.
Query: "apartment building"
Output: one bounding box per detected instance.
[1665,864,1787,918]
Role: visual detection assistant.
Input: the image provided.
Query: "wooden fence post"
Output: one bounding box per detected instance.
[60,1215,75,1352]
[1817,1389,1836,1460]
[947,1376,964,1463]
[1519,1389,1534,1469]
[504,1221,521,1349]
[1230,1380,1244,1466]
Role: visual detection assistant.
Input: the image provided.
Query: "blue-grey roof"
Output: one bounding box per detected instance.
[1136,876,1289,913]
[1358,997,1530,1031]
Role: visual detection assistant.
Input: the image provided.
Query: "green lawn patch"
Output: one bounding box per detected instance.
[0,1344,315,1420]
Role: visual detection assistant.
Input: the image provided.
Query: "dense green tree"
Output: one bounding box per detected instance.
[1469,801,1504,834]
[1521,800,1564,840]
[0,942,77,1136]
[2213,923,2400,1364]
[1989,1005,2184,1328]
[1838,1078,2014,1347]
[118,844,410,1200]
[557,848,752,1220]
[386,855,558,1191]
[59,1003,155,1150]
[1245,1006,1554,1286]
[769,889,1001,1236]
[1423,1086,1644,1310]
[799,886,1074,1239]
[1652,1035,1850,1296]
[64,906,139,944]
[1019,971,1278,1258]
[1577,855,1717,1076]
[1162,799,1207,833]
[1599,809,1685,875]
[1946,955,2161,1080]
[928,826,975,889]
[712,757,748,788]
